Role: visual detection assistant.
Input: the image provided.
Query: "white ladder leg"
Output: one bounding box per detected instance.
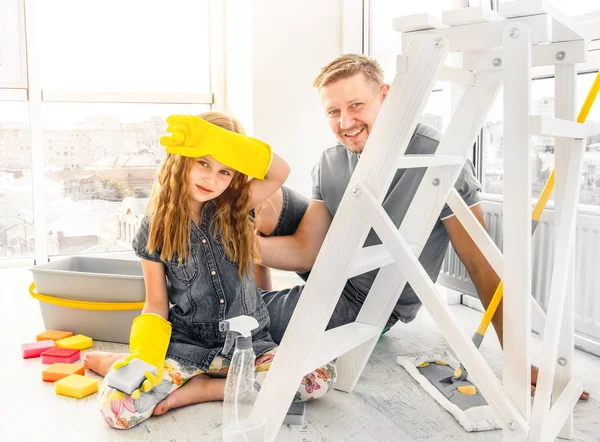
[446,189,552,336]
[551,62,577,441]
[446,188,504,277]
[502,23,533,441]
[251,34,449,442]
[335,70,503,392]
[358,181,529,434]
[528,138,585,440]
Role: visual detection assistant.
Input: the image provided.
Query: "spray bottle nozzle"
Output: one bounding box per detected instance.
[220,315,260,355]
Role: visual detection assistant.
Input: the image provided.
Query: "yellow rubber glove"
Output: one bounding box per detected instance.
[112,313,172,399]
[160,114,273,179]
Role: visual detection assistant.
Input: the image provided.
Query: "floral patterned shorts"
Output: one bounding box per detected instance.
[100,347,337,430]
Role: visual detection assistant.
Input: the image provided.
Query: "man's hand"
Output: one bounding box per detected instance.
[257,200,332,273]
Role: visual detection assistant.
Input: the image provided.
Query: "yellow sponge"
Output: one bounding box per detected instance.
[55,374,98,399]
[55,334,93,350]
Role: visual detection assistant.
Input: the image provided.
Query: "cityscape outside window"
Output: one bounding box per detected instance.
[0,103,209,260]
[0,0,211,261]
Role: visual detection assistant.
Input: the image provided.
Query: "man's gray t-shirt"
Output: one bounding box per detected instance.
[311,123,482,324]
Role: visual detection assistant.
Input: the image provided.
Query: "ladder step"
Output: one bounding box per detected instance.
[500,1,589,41]
[398,56,475,87]
[349,244,420,278]
[462,40,588,71]
[303,322,382,373]
[401,13,551,54]
[442,6,504,27]
[397,154,465,169]
[349,245,393,277]
[529,116,587,139]
[498,1,544,19]
[437,65,475,87]
[393,13,446,33]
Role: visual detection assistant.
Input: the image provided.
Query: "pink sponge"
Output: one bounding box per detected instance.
[41,347,81,364]
[22,340,55,359]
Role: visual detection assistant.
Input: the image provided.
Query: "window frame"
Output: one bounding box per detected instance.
[0,0,27,88]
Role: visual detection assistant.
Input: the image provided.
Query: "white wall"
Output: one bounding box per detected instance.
[224,0,254,135]
[226,0,343,196]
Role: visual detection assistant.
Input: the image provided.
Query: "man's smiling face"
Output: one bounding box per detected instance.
[319,72,389,154]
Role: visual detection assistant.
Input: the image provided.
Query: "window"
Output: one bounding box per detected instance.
[0,102,33,260]
[422,89,452,133]
[1,0,214,264]
[482,72,600,206]
[40,0,210,93]
[41,103,209,256]
[370,0,453,83]
[370,1,454,133]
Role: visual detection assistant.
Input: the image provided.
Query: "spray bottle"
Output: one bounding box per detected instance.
[219,315,266,442]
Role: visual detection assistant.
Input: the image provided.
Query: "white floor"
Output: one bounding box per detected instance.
[2,265,599,442]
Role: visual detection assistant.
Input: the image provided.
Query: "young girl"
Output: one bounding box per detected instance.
[83,112,337,429]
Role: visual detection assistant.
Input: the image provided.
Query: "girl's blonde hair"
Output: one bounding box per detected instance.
[146,111,259,279]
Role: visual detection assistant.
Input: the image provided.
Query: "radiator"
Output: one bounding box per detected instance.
[437,199,600,356]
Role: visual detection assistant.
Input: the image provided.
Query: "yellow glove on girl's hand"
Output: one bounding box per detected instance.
[111,313,172,399]
[160,114,272,179]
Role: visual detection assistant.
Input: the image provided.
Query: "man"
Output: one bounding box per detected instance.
[254,54,588,400]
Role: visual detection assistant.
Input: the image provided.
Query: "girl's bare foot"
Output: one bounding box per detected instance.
[83,351,126,377]
[153,374,225,416]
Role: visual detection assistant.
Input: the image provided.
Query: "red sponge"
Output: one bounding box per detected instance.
[41,347,81,364]
[22,340,55,359]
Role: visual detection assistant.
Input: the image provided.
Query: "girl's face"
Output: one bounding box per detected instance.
[188,155,235,207]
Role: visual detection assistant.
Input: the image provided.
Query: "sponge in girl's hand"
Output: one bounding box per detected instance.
[54,374,98,399]
[22,340,55,359]
[41,347,80,364]
[42,363,85,382]
[36,330,73,342]
[55,334,92,350]
[105,358,157,395]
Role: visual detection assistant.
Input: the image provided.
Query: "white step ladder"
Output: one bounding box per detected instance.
[251,2,593,441]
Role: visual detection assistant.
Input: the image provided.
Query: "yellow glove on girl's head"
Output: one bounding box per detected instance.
[160,115,272,179]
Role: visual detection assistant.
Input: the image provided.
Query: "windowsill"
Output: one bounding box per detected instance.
[0,257,34,269]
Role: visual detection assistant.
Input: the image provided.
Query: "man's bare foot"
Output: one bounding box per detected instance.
[531,365,589,401]
[83,351,126,377]
[153,374,226,416]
